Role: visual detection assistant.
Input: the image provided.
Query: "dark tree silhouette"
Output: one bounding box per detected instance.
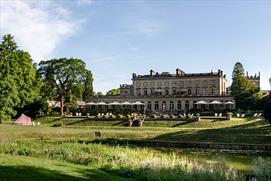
[264,93,271,123]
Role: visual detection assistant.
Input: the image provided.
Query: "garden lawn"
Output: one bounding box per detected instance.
[1,117,270,145]
[0,154,130,181]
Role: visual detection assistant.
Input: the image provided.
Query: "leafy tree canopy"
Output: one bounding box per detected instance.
[264,93,271,123]
[230,62,261,110]
[94,92,104,96]
[38,58,93,116]
[0,34,41,120]
[83,70,93,100]
[106,88,120,96]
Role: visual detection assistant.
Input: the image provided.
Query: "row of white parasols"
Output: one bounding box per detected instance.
[86,101,145,106]
[194,100,234,105]
[86,100,234,105]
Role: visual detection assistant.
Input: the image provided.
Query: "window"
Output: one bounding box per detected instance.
[150,88,155,95]
[173,89,177,95]
[209,104,214,110]
[147,101,152,110]
[136,88,141,96]
[211,89,214,95]
[195,89,198,95]
[156,88,162,96]
[162,101,166,110]
[185,101,189,110]
[154,101,159,110]
[165,89,169,95]
[188,89,191,95]
[170,101,174,110]
[177,101,182,110]
[193,101,197,110]
[143,88,148,96]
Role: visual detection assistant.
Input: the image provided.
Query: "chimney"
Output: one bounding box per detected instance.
[150,69,154,76]
[176,68,180,76]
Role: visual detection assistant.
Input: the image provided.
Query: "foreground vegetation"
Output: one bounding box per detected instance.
[0,138,270,181]
[1,117,270,180]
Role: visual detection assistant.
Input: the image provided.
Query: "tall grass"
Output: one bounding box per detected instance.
[1,139,268,180]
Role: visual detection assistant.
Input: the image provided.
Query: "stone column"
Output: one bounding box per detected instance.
[174,101,178,111]
[189,101,193,111]
[181,101,185,111]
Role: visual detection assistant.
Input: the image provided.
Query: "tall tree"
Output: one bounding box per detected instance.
[83,70,93,100]
[231,62,245,96]
[230,62,261,110]
[38,58,91,116]
[232,62,244,79]
[0,34,41,120]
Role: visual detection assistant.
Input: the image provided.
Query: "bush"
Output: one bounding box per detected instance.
[51,123,62,127]
[49,111,60,116]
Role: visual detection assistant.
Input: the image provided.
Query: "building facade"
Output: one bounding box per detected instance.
[88,69,235,113]
[246,72,260,88]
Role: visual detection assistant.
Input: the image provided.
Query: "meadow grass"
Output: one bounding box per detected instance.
[1,139,270,180]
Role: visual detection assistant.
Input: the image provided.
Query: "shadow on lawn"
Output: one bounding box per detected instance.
[64,118,88,126]
[0,165,83,181]
[153,120,271,144]
[171,121,191,127]
[0,165,127,181]
[44,117,63,124]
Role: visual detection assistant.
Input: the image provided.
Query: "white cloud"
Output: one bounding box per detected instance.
[0,0,81,61]
[124,19,164,36]
[77,0,92,6]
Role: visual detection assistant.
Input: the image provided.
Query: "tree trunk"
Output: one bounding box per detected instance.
[60,96,64,117]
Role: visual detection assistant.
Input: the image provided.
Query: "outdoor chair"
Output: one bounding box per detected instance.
[237,113,240,117]
[218,113,222,117]
[241,114,245,117]
[253,113,258,117]
[215,113,218,117]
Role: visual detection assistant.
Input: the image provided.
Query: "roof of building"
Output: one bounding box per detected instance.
[132,69,225,80]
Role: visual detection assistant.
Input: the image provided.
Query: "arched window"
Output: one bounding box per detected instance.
[154,101,159,110]
[185,101,189,110]
[169,101,174,110]
[177,101,181,110]
[162,101,166,110]
[147,101,152,110]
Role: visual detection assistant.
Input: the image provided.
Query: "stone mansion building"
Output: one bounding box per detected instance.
[87,68,236,114]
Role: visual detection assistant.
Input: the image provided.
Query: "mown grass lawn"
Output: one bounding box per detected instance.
[1,117,271,145]
[0,154,131,181]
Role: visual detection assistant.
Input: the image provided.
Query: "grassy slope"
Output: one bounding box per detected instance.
[2,117,271,144]
[0,154,130,181]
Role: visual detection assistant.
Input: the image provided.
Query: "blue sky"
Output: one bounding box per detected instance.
[1,0,271,93]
